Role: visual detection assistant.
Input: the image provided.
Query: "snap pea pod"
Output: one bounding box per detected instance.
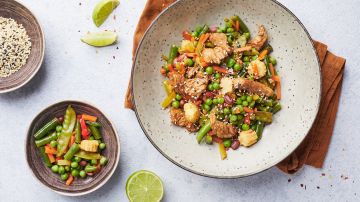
[56,132,72,157]
[167,45,178,64]
[75,120,82,144]
[196,120,211,144]
[254,111,273,123]
[74,150,101,160]
[84,165,97,173]
[231,15,250,34]
[198,25,209,36]
[39,147,52,167]
[34,118,60,140]
[264,56,272,78]
[35,132,57,147]
[255,121,265,140]
[62,105,76,134]
[64,143,80,160]
[85,121,101,127]
[272,102,282,114]
[89,125,102,140]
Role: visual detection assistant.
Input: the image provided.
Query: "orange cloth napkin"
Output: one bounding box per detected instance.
[124,0,346,174]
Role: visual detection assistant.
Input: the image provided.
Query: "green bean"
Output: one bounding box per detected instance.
[64,143,80,160]
[39,147,52,167]
[272,102,282,114]
[89,125,102,140]
[205,135,213,145]
[62,105,76,134]
[254,111,273,123]
[85,121,101,127]
[262,44,273,54]
[35,132,57,147]
[100,156,108,166]
[264,56,272,78]
[196,120,211,143]
[231,15,250,34]
[75,120,82,144]
[255,121,265,140]
[167,45,178,64]
[85,165,97,173]
[198,25,209,36]
[34,118,60,140]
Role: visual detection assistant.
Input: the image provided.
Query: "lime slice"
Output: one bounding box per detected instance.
[92,0,120,27]
[126,170,164,202]
[81,31,117,47]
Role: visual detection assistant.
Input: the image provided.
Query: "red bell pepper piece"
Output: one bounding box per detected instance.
[79,118,89,139]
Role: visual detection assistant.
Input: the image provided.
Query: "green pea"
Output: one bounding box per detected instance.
[223,108,230,115]
[205,98,213,106]
[212,82,220,90]
[236,98,242,105]
[56,125,63,132]
[251,55,258,61]
[185,58,194,66]
[65,166,70,172]
[242,101,249,107]
[172,101,180,108]
[269,56,277,65]
[249,101,256,108]
[244,61,250,66]
[241,95,247,101]
[223,139,232,148]
[79,170,86,178]
[89,136,95,140]
[100,157,108,166]
[233,63,242,71]
[230,115,238,122]
[71,169,79,177]
[203,104,211,111]
[226,27,234,33]
[205,135,213,145]
[237,114,244,121]
[225,21,233,28]
[218,97,224,104]
[56,132,61,138]
[212,98,219,105]
[60,173,69,181]
[246,96,253,102]
[252,94,259,101]
[175,94,182,101]
[243,56,250,62]
[91,159,97,165]
[58,166,65,174]
[242,124,250,131]
[244,32,250,39]
[51,165,59,173]
[227,58,236,67]
[71,162,78,168]
[73,156,81,162]
[99,143,106,150]
[208,84,214,91]
[214,73,221,79]
[205,66,213,75]
[50,140,57,148]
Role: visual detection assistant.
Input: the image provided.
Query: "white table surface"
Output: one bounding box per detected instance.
[0,0,359,201]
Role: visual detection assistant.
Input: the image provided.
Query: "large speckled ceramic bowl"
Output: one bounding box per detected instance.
[132,0,321,178]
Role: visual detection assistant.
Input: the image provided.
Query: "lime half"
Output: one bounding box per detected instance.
[92,0,120,27]
[81,31,117,47]
[126,170,164,202]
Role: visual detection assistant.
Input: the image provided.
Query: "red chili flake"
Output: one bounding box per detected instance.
[288,178,291,182]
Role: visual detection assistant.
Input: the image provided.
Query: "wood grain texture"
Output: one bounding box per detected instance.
[0,0,44,93]
[25,101,120,196]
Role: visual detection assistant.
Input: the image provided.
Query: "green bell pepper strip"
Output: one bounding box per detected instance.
[56,132,72,157]
[75,120,82,144]
[167,45,178,64]
[84,165,97,173]
[39,147,52,167]
[196,120,212,143]
[255,121,265,140]
[74,150,101,160]
[254,111,273,123]
[35,132,57,147]
[34,118,60,140]
[85,121,101,127]
[61,105,76,134]
[272,102,282,114]
[89,125,102,140]
[64,143,80,160]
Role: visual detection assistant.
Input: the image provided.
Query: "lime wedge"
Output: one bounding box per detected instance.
[81,31,117,47]
[92,0,120,27]
[126,170,164,202]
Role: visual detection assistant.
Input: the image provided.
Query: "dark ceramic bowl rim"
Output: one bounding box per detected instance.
[0,0,45,93]
[131,0,322,179]
[25,100,121,196]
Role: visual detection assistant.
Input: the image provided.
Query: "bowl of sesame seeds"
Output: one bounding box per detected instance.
[0,0,44,93]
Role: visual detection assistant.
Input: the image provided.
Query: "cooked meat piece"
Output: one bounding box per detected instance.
[183,76,208,99]
[209,111,238,138]
[209,33,230,52]
[186,65,203,78]
[239,129,258,147]
[202,47,228,64]
[170,108,198,132]
[168,72,185,95]
[247,59,267,79]
[247,25,268,51]
[220,77,233,95]
[233,77,273,97]
[233,46,252,53]
[183,102,200,123]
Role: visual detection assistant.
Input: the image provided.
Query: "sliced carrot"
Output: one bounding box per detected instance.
[82,114,97,122]
[273,75,281,100]
[253,63,259,77]
[234,20,240,31]
[195,33,210,53]
[269,63,275,76]
[213,66,228,74]
[45,145,57,155]
[243,107,254,113]
[258,49,268,60]
[47,153,55,163]
[66,175,74,186]
[199,57,208,67]
[272,75,280,82]
[70,135,75,147]
[182,30,193,40]
[167,63,175,72]
[160,68,167,75]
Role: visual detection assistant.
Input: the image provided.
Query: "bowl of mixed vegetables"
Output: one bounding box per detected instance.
[26,101,120,195]
[132,0,321,178]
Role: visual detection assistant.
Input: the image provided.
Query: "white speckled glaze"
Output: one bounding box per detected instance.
[132,0,321,178]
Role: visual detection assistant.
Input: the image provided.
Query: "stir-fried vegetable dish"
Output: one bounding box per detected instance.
[160,16,282,160]
[34,105,108,185]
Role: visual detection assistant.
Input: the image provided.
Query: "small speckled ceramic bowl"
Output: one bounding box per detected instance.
[25,101,120,195]
[132,0,321,178]
[0,0,45,93]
